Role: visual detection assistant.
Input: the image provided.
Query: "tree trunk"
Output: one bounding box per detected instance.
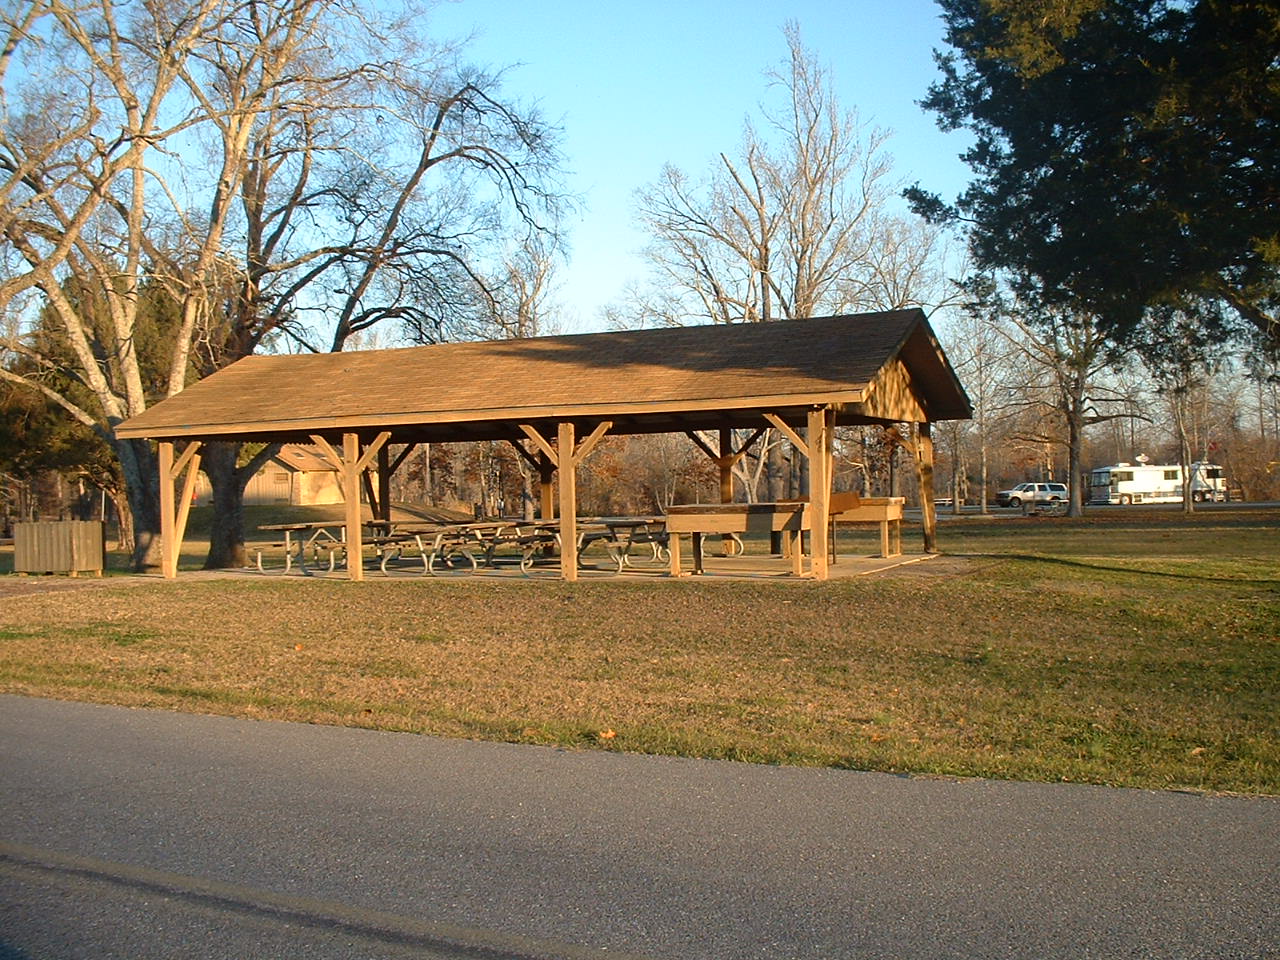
[117,438,162,572]
[516,457,536,521]
[203,442,250,569]
[109,489,133,552]
[1171,392,1196,515]
[1066,408,1085,517]
[978,420,990,515]
[1178,425,1196,516]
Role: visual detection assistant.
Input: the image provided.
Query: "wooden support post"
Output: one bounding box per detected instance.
[764,410,832,577]
[159,442,175,579]
[718,429,734,503]
[686,427,766,483]
[916,422,938,554]
[518,426,559,521]
[174,445,202,564]
[686,427,766,557]
[539,456,555,520]
[718,429,735,555]
[763,413,807,455]
[159,441,203,580]
[506,439,550,524]
[558,421,577,582]
[377,443,392,522]
[361,470,378,519]
[521,420,610,579]
[311,431,389,581]
[807,407,833,580]
[342,432,364,581]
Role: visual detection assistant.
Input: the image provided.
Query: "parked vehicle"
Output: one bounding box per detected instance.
[1088,462,1227,504]
[996,482,1068,507]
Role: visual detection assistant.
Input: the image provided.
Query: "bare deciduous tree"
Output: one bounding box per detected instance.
[939,293,1017,512]
[1136,305,1232,513]
[0,0,564,569]
[1,0,264,568]
[633,23,914,329]
[971,275,1138,515]
[628,23,956,512]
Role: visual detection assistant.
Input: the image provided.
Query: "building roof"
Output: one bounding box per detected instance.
[269,445,339,473]
[116,310,971,444]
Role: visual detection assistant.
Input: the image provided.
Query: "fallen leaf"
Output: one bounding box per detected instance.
[598,728,616,740]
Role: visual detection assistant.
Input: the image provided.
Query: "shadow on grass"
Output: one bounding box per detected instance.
[981,552,1280,586]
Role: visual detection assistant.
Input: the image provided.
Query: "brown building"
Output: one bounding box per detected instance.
[191,446,343,507]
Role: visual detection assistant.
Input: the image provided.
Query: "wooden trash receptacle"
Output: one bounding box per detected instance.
[14,521,106,576]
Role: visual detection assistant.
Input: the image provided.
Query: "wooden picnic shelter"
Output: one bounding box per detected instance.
[115,309,972,581]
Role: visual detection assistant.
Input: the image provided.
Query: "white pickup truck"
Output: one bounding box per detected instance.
[996,482,1068,508]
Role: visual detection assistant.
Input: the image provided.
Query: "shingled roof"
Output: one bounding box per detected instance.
[116,309,971,444]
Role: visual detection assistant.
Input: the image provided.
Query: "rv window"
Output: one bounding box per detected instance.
[1114,471,1133,482]
[1164,470,1178,481]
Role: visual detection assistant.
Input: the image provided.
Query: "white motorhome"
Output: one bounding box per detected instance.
[1088,462,1227,504]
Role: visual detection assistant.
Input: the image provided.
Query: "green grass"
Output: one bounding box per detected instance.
[0,506,1276,794]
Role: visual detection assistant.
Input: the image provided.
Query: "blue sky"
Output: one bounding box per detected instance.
[426,0,972,332]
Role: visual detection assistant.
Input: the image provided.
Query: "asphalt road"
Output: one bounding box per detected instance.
[1,695,1276,960]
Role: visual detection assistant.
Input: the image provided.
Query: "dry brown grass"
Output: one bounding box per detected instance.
[1,508,1277,793]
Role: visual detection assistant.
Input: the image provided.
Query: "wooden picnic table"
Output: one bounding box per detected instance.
[664,502,810,576]
[255,515,673,577]
[379,520,549,575]
[829,496,904,559]
[255,520,348,573]
[256,518,426,574]
[583,517,669,570]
